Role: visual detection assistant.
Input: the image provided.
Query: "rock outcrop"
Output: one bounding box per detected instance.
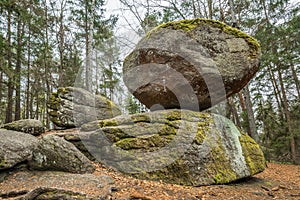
[48,87,121,128]
[0,129,38,171]
[1,119,45,136]
[123,18,261,111]
[68,109,265,186]
[29,134,95,174]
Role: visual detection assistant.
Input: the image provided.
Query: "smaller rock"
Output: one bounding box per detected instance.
[29,135,95,174]
[0,129,38,171]
[48,87,122,128]
[1,119,45,136]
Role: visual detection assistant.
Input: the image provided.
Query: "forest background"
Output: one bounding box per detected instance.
[0,0,299,164]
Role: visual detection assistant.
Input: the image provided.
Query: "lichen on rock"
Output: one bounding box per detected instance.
[75,109,266,186]
[1,119,45,136]
[48,87,121,128]
[123,18,261,111]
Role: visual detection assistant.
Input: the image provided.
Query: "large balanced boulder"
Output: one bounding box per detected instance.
[1,119,45,136]
[76,109,265,186]
[29,134,95,174]
[0,129,38,171]
[48,87,121,128]
[123,19,261,111]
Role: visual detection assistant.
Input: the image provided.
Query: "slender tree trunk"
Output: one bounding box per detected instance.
[5,8,13,123]
[238,92,246,110]
[58,1,65,87]
[0,71,3,108]
[85,0,95,92]
[192,0,197,18]
[228,0,238,26]
[35,90,39,120]
[0,50,3,109]
[290,65,300,99]
[228,97,242,129]
[44,0,51,129]
[238,91,252,134]
[268,65,284,120]
[207,0,213,19]
[26,14,32,119]
[277,65,297,163]
[196,0,204,18]
[26,35,31,119]
[244,84,259,142]
[15,15,23,121]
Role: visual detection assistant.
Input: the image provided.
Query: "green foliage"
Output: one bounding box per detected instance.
[125,95,141,114]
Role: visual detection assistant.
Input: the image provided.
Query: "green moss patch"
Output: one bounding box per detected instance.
[146,18,260,53]
[132,159,193,185]
[98,119,119,128]
[205,130,238,184]
[115,134,174,150]
[131,114,151,123]
[239,132,266,175]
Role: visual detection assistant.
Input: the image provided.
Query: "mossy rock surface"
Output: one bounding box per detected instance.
[1,119,45,136]
[29,134,95,174]
[123,18,261,111]
[48,87,121,128]
[76,109,266,186]
[0,129,38,171]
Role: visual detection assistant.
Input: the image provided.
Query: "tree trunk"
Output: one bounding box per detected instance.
[5,8,13,123]
[26,9,32,119]
[268,65,284,120]
[44,0,51,129]
[85,0,95,92]
[192,0,197,18]
[58,0,65,87]
[228,97,242,129]
[277,65,297,163]
[207,0,213,19]
[238,91,251,134]
[290,65,300,99]
[228,0,238,26]
[15,14,23,121]
[244,84,259,142]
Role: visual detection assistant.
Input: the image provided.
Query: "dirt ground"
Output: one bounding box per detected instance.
[100,162,300,200]
[0,162,299,199]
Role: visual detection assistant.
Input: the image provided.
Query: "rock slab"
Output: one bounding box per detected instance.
[29,134,95,174]
[74,109,266,186]
[123,19,261,111]
[48,87,122,128]
[0,129,38,171]
[1,119,45,136]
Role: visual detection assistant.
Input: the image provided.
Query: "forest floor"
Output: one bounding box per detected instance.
[1,162,299,199]
[103,162,300,200]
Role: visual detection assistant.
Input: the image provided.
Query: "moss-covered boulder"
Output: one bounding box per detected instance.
[74,109,266,186]
[0,129,38,171]
[48,87,121,128]
[123,18,261,111]
[29,135,95,174]
[1,119,45,136]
